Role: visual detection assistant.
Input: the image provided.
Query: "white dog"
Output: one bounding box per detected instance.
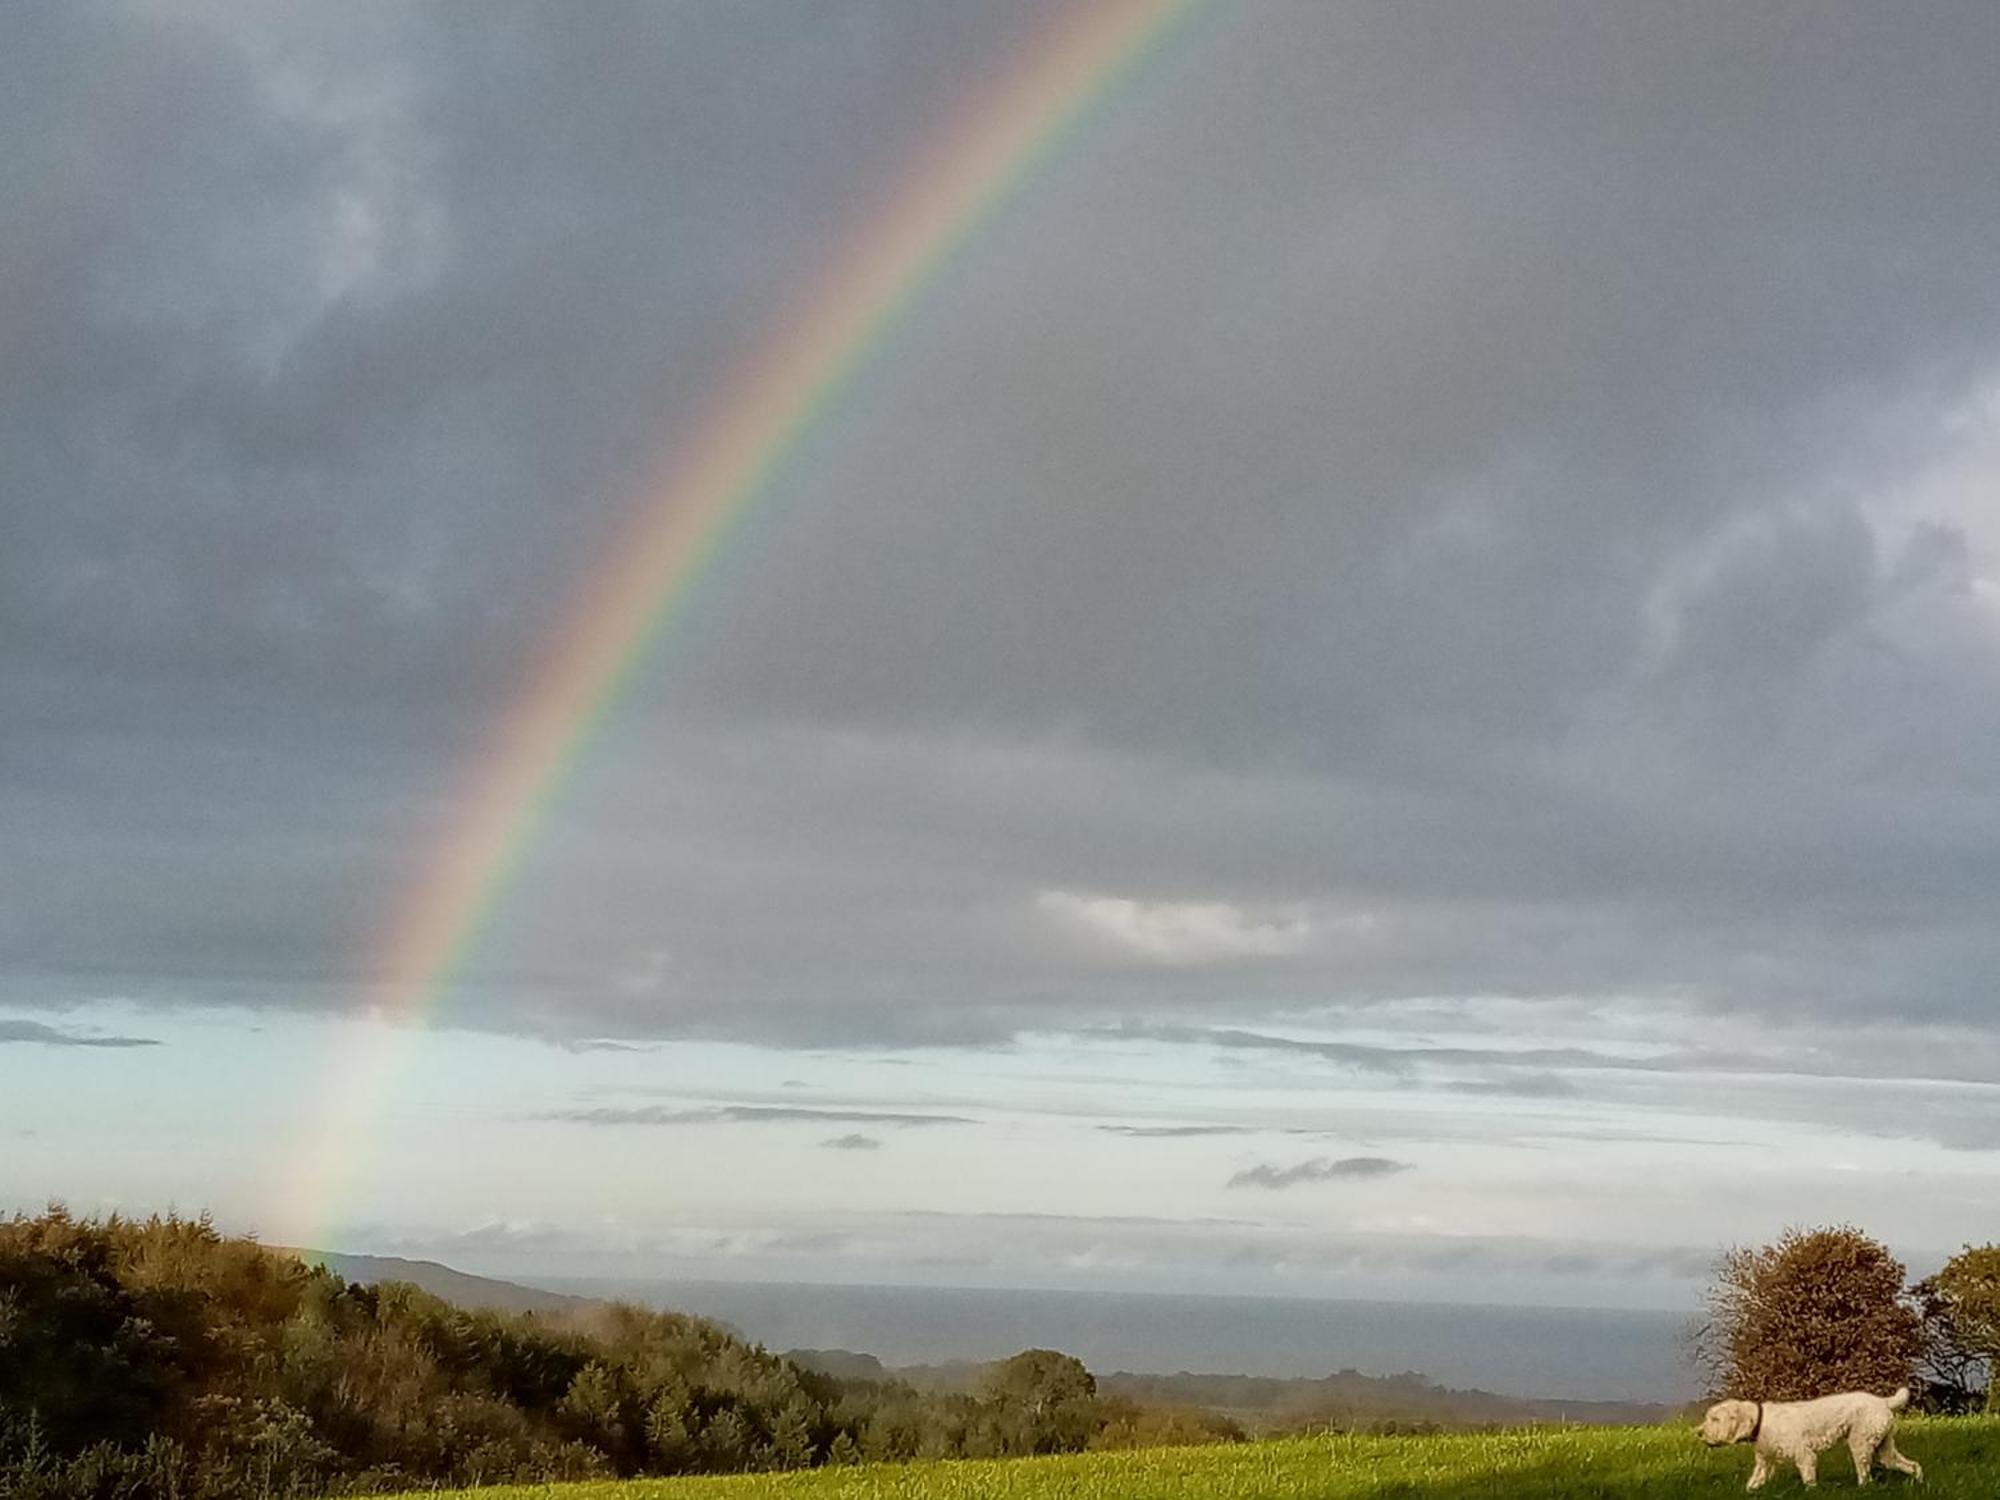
[1702,1387,1922,1489]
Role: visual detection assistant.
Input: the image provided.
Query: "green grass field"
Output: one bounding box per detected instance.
[395,1418,2000,1500]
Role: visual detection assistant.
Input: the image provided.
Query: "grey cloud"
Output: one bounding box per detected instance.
[5,2,2000,1056]
[428,1209,1716,1302]
[1929,1123,2000,1153]
[1110,1023,1712,1079]
[1107,1022,2000,1094]
[0,1019,159,1049]
[820,1133,883,1151]
[886,1210,1264,1229]
[429,1221,571,1253]
[539,1105,973,1128]
[1228,1156,1412,1190]
[1624,1071,2000,1156]
[1204,1235,1715,1285]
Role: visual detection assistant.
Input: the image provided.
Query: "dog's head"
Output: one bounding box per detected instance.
[1700,1399,1759,1446]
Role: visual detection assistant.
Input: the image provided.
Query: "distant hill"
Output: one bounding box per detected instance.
[290,1254,1678,1429]
[277,1247,591,1316]
[1098,1368,1676,1432]
[783,1347,895,1383]
[783,1350,1675,1431]
[542,1276,1689,1400]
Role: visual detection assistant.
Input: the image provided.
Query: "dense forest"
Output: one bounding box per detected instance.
[0,1209,1233,1498]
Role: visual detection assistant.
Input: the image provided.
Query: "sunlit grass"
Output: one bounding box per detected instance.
[393,1416,2000,1500]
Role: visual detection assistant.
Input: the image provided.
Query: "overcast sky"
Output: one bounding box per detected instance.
[7,0,2000,1310]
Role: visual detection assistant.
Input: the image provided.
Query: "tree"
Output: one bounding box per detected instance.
[1914,1244,2000,1411]
[0,1209,179,1456]
[979,1350,1099,1454]
[1694,1226,1921,1400]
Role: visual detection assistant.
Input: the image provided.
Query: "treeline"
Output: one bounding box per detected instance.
[1097,1370,1672,1434]
[0,1209,1233,1498]
[790,1353,1670,1434]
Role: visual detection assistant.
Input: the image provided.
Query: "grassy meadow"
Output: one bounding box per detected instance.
[393,1418,2000,1500]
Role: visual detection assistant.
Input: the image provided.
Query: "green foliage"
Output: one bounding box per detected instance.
[1915,1245,2000,1411]
[0,1205,181,1455]
[977,1350,1099,1455]
[1086,1395,1244,1450]
[0,1209,1169,1497]
[1696,1225,1923,1401]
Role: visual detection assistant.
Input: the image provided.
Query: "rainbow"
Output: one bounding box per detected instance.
[277,0,1204,1247]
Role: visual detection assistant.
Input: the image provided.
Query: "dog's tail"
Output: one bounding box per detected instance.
[1886,1387,1910,1411]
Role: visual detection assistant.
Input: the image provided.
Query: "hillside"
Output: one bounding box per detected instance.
[279,1247,594,1316]
[388,1419,1994,1500]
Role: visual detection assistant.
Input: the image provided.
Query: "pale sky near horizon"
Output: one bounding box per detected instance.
[7,1,2000,1308]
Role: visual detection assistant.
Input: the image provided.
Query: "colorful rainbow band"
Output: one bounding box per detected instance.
[278,0,1203,1249]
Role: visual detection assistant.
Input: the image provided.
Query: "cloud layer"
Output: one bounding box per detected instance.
[1228,1157,1413,1191]
[5,4,2000,1070]
[0,1019,158,1049]
[538,1105,972,1129]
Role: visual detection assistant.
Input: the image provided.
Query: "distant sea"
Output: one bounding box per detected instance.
[542,1279,1696,1402]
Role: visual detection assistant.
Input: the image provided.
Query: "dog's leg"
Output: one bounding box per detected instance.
[1878,1439,1922,1482]
[1796,1451,1819,1488]
[1747,1453,1772,1491]
[1850,1432,1878,1485]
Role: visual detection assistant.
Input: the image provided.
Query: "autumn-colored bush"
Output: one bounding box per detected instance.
[1694,1225,1921,1401]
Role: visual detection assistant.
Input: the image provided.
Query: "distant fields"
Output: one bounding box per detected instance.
[396,1417,2000,1500]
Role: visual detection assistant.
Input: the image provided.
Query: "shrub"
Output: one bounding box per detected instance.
[1695,1225,1921,1400]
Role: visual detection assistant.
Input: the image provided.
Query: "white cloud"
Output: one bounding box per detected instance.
[1037,890,1320,965]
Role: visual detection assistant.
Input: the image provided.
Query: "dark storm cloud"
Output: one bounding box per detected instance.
[0,1019,158,1048]
[7,2,2000,1054]
[1227,1157,1412,1190]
